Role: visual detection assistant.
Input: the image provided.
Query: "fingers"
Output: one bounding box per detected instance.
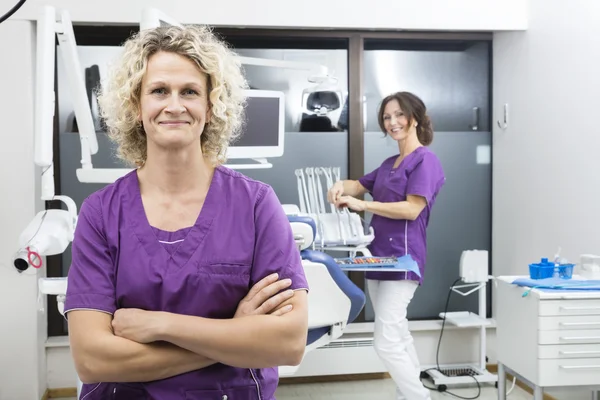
[327,189,335,204]
[270,304,293,316]
[254,278,292,308]
[335,196,349,209]
[246,275,292,311]
[255,289,295,315]
[327,182,343,204]
[246,272,279,300]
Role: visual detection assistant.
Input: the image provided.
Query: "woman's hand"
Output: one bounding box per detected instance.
[112,308,164,344]
[112,273,295,344]
[336,195,367,212]
[327,181,344,204]
[234,273,295,318]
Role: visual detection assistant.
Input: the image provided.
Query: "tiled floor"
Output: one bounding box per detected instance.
[56,377,532,399]
[275,377,530,399]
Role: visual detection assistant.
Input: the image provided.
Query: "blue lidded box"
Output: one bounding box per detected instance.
[529,258,574,280]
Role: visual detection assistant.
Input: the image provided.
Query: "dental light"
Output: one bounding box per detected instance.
[141,8,330,78]
[13,6,81,273]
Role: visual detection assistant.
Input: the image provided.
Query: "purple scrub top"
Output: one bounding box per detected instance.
[359,147,445,284]
[64,166,309,400]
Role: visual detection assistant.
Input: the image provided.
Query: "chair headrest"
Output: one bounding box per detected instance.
[288,215,316,251]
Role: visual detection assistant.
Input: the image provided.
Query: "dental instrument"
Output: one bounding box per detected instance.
[292,166,375,256]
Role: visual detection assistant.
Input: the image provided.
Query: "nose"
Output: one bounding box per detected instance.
[165,93,186,114]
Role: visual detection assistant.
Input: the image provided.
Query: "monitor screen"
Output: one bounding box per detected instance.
[234,96,281,147]
[227,90,285,159]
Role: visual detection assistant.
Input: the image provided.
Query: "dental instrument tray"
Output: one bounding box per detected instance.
[334,255,421,277]
[529,257,574,280]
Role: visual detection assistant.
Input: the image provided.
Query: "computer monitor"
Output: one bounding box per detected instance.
[229,90,285,159]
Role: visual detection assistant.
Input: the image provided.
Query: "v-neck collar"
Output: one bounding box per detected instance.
[390,146,425,171]
[127,168,218,273]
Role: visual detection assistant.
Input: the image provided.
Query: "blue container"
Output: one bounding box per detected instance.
[558,263,575,279]
[529,258,575,280]
[529,258,555,279]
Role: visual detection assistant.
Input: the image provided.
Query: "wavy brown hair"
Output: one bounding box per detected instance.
[377,91,434,146]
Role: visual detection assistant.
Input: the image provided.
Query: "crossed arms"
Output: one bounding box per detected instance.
[68,274,308,384]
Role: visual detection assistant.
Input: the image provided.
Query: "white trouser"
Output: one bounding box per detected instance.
[367,279,431,400]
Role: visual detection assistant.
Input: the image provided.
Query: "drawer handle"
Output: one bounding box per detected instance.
[559,306,600,311]
[560,351,600,355]
[560,336,600,341]
[560,365,600,370]
[559,322,600,326]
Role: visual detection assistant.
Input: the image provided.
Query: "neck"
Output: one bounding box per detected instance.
[397,133,421,157]
[138,144,214,196]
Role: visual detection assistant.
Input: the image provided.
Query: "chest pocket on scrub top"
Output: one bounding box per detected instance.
[386,171,408,201]
[195,262,252,317]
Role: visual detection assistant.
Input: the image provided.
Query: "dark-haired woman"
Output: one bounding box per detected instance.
[327,92,445,400]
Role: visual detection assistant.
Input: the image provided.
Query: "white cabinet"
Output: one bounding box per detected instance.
[496,277,600,399]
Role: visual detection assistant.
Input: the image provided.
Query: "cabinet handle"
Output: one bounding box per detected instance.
[559,365,600,369]
[559,322,600,326]
[559,306,600,311]
[469,107,479,131]
[560,336,600,341]
[560,350,600,355]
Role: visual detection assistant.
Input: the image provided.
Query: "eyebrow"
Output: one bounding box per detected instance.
[146,80,205,90]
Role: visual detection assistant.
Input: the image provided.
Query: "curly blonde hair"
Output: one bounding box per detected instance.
[97,25,248,166]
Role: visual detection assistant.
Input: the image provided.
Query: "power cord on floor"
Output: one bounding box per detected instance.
[419,277,482,400]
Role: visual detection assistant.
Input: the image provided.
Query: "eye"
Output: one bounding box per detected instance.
[151,87,166,95]
[182,88,199,96]
[396,112,404,118]
[383,115,391,120]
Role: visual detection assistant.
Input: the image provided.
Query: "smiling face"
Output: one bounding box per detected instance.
[139,51,211,153]
[381,99,416,141]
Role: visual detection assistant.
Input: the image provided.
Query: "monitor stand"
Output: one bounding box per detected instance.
[224,157,273,170]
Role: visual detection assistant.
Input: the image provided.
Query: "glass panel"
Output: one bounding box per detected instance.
[233,48,349,204]
[363,42,490,132]
[362,41,491,321]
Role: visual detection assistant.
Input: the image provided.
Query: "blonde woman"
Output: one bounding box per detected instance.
[64,25,309,399]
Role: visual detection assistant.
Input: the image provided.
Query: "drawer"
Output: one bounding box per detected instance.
[538,315,600,330]
[539,344,600,359]
[539,329,600,345]
[539,299,600,316]
[539,358,600,387]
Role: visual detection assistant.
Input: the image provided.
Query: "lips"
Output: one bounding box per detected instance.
[159,121,190,125]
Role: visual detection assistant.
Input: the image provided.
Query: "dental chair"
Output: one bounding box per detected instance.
[279,214,366,376]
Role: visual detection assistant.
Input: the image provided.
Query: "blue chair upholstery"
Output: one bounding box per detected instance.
[286,213,366,347]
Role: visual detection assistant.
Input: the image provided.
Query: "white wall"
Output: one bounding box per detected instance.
[0,1,529,399]
[0,20,47,400]
[492,0,600,280]
[493,1,600,399]
[12,0,528,30]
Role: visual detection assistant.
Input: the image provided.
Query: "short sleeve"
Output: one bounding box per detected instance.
[64,196,117,317]
[358,166,380,193]
[251,185,309,292]
[406,152,446,203]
